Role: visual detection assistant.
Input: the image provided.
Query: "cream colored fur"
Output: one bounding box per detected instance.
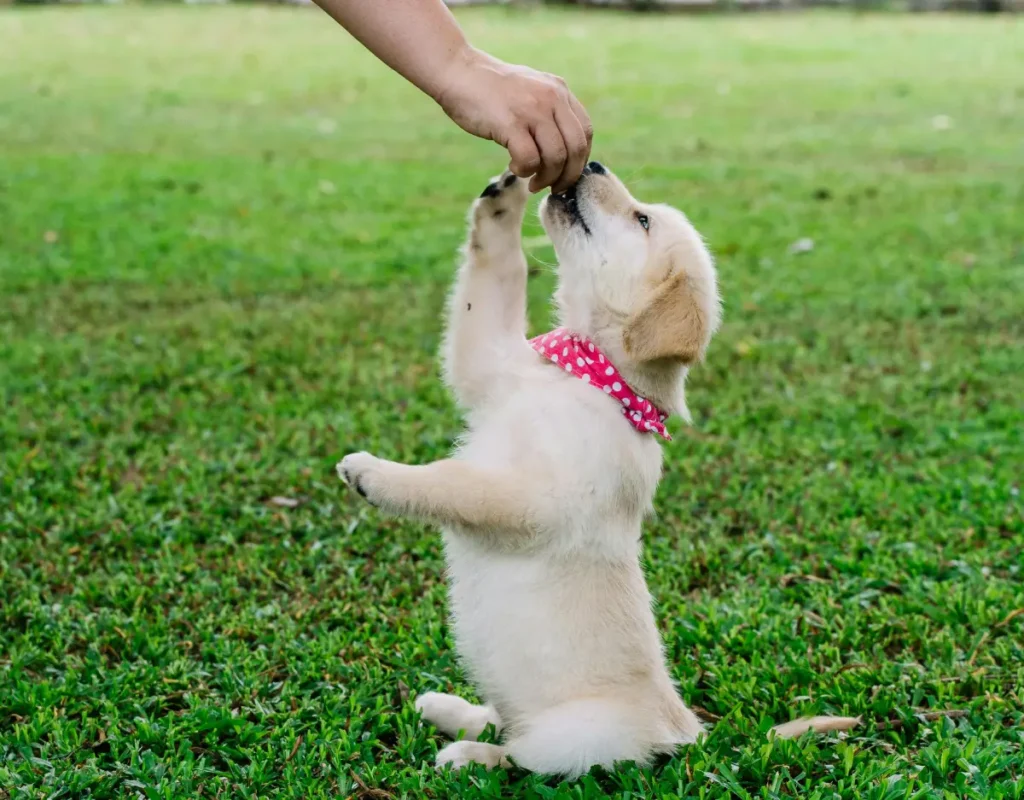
[338,165,851,778]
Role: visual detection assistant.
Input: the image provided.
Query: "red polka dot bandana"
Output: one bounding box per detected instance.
[529,327,671,441]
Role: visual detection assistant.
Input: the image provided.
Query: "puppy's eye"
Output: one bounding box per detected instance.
[636,213,650,231]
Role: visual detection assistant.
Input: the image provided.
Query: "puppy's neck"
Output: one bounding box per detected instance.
[605,346,690,424]
[622,359,690,423]
[570,325,689,422]
[556,303,689,423]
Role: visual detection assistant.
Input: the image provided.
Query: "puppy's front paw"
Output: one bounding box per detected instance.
[336,452,382,506]
[472,170,529,228]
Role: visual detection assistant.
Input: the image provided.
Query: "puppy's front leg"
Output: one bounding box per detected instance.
[443,171,532,409]
[337,452,539,539]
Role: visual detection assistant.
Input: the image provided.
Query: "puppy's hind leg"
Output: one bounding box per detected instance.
[435,741,509,771]
[443,171,532,409]
[415,692,501,740]
[504,698,669,779]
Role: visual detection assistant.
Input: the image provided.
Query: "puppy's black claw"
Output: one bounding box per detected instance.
[352,478,378,507]
[343,471,375,505]
[480,182,501,199]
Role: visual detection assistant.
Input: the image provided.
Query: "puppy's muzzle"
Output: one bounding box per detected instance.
[550,161,605,235]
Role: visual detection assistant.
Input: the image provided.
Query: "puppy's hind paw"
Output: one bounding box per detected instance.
[435,741,509,771]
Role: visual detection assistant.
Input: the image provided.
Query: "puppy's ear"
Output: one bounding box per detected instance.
[623,269,718,364]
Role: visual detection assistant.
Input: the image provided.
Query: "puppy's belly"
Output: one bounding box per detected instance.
[443,533,665,724]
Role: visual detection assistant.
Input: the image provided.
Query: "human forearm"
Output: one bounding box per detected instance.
[312,0,593,193]
[312,0,469,101]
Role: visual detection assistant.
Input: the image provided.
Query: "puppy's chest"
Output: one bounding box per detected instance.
[466,376,664,487]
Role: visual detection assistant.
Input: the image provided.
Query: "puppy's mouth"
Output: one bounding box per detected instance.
[550,182,591,236]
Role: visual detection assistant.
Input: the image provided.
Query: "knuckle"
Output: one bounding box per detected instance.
[546,146,567,166]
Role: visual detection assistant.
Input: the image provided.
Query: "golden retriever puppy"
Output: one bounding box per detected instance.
[338,164,852,776]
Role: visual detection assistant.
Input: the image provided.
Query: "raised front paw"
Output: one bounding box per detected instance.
[336,452,384,507]
[473,170,529,227]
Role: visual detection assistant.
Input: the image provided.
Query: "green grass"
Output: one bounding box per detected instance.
[1,5,1023,798]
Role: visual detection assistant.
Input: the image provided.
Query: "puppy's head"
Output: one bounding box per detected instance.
[540,162,721,413]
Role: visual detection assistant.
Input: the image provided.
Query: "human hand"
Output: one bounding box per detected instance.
[434,48,593,194]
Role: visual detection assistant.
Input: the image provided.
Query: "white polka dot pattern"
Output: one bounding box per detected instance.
[527,327,672,441]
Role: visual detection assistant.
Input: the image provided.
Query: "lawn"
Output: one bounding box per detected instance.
[1,4,1023,798]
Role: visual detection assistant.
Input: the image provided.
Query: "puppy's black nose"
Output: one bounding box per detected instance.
[586,161,606,175]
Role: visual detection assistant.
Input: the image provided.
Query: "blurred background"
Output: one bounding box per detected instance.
[1,1,1021,798]
[4,0,1021,10]
[5,0,1022,10]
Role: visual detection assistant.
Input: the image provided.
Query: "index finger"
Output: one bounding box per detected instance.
[551,103,589,195]
[528,117,568,194]
[568,93,594,157]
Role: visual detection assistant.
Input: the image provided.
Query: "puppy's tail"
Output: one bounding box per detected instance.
[771,715,861,739]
